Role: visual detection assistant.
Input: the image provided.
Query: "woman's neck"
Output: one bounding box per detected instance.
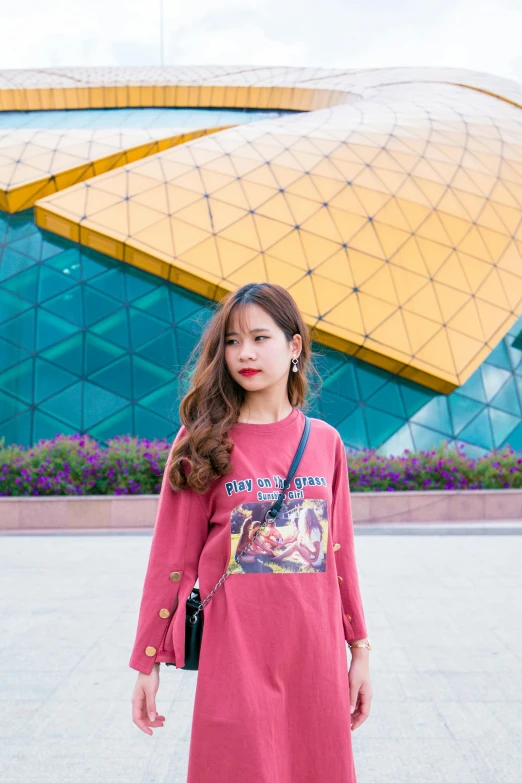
[237,399,294,424]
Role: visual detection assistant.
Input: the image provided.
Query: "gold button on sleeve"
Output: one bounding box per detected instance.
[159,608,171,619]
[333,542,341,552]
[337,575,343,585]
[145,646,157,657]
[169,571,181,582]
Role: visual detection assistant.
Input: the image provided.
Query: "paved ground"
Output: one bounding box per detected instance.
[0,526,521,783]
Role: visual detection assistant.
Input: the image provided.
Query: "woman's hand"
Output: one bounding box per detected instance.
[348,653,372,731]
[131,662,166,735]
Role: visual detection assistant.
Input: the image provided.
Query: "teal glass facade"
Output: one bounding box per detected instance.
[0,107,294,130]
[1,208,521,455]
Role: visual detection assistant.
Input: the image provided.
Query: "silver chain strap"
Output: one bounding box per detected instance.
[188,506,280,625]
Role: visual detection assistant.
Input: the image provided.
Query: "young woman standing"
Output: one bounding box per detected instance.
[129,282,372,782]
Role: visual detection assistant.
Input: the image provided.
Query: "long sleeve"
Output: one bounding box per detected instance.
[330,433,368,643]
[128,425,210,674]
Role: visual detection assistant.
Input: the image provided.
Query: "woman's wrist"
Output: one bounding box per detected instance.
[348,637,371,653]
[350,647,370,662]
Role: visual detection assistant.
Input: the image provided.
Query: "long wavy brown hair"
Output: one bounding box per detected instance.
[167,282,320,494]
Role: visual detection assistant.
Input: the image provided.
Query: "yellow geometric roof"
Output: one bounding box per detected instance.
[5,65,521,394]
[2,64,522,110]
[2,64,522,213]
[0,126,233,212]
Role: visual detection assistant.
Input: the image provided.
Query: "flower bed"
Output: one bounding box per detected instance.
[0,434,521,496]
[346,445,522,491]
[0,434,166,496]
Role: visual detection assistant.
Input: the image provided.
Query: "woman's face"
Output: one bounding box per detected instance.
[224,302,301,393]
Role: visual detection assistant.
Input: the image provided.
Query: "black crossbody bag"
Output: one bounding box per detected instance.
[167,414,311,671]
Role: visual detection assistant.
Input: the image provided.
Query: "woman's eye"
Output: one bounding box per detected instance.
[225,336,267,344]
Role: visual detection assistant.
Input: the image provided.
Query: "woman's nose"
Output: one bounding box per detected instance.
[239,346,256,360]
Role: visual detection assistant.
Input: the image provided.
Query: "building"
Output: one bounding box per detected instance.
[1,65,521,455]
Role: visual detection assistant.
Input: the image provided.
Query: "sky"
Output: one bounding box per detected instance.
[0,0,521,84]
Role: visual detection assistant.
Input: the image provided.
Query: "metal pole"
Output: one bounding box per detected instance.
[160,0,164,67]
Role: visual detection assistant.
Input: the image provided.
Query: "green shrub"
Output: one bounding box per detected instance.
[0,434,520,496]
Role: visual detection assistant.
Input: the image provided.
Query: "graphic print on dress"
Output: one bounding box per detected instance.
[227,499,328,574]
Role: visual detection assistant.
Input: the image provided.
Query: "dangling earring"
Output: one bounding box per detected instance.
[292,357,299,373]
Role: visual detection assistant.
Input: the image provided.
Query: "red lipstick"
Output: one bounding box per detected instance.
[239,369,261,376]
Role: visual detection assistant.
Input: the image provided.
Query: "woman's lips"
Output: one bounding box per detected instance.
[239,370,261,376]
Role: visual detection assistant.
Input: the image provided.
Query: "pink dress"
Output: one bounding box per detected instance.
[129,407,368,783]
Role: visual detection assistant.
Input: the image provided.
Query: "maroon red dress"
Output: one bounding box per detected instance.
[129,407,368,782]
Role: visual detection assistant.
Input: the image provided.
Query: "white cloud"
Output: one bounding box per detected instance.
[344,1,522,81]
[0,0,520,84]
[170,23,308,67]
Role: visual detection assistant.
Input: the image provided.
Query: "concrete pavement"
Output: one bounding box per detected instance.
[0,527,521,783]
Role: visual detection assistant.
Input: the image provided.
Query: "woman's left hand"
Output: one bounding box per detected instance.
[348,655,372,731]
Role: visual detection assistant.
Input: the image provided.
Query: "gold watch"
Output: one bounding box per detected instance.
[348,638,372,650]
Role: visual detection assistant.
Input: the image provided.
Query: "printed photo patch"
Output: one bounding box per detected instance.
[228,499,328,574]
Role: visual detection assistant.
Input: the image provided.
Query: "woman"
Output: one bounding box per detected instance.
[273,504,325,569]
[240,519,275,561]
[234,518,257,563]
[260,516,285,549]
[129,282,372,783]
[246,503,283,560]
[245,503,279,559]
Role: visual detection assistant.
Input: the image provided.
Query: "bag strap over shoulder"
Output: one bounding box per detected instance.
[265,414,311,520]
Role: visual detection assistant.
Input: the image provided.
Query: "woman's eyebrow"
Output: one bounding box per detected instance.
[225,327,272,337]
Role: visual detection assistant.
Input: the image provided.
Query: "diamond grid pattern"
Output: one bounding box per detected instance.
[0,65,522,453]
[0,128,256,212]
[0,209,212,446]
[0,128,217,213]
[0,105,289,213]
[1,209,521,454]
[35,81,522,393]
[2,65,522,110]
